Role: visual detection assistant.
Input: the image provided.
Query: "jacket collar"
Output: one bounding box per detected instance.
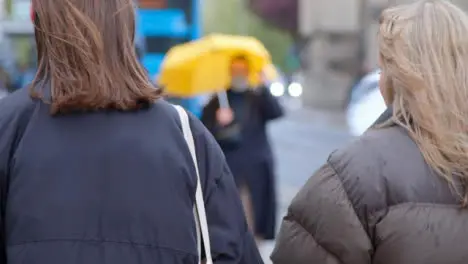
[372,107,393,127]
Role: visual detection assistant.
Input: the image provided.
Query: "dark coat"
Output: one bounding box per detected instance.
[201,87,283,240]
[201,87,283,170]
[0,88,263,264]
[272,108,468,264]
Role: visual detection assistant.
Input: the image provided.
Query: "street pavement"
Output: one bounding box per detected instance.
[259,105,354,262]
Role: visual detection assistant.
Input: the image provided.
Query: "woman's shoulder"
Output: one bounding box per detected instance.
[151,99,179,118]
[152,99,218,159]
[287,126,413,218]
[0,87,36,126]
[152,99,206,134]
[328,125,417,173]
[327,126,430,208]
[327,124,456,210]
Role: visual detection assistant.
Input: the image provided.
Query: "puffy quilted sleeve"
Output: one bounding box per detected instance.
[271,164,373,264]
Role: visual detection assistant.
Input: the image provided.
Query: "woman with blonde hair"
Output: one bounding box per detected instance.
[0,0,263,263]
[272,1,468,263]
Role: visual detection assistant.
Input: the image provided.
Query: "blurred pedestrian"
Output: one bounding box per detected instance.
[201,55,284,243]
[272,1,468,263]
[0,0,263,263]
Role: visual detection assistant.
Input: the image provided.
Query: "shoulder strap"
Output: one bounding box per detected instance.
[173,105,213,264]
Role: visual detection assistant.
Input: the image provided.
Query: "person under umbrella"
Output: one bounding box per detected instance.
[202,55,284,243]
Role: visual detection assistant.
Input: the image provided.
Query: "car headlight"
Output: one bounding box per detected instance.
[288,82,303,97]
[269,82,285,97]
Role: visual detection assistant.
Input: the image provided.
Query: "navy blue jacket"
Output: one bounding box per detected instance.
[0,88,263,263]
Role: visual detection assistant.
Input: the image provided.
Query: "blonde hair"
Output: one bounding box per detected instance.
[378,0,468,205]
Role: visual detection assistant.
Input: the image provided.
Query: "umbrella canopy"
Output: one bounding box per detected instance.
[262,64,280,83]
[159,34,274,97]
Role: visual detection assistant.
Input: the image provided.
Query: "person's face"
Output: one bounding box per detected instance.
[230,60,249,79]
[230,60,249,91]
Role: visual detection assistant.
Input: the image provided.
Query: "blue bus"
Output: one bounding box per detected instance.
[136,0,203,117]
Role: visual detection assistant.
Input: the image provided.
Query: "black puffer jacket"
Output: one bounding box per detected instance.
[272,109,468,264]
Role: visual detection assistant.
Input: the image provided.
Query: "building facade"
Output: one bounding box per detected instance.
[0,0,34,66]
[299,0,468,109]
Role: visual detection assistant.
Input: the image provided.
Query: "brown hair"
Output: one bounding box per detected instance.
[31,0,162,114]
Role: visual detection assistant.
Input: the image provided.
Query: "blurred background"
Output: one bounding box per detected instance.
[1,0,468,262]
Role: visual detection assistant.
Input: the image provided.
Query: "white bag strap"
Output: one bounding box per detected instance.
[173,105,213,264]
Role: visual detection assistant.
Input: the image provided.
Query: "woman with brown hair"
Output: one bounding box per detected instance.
[272,1,468,263]
[0,0,263,263]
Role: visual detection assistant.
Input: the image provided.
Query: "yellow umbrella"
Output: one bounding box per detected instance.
[159,34,275,97]
[262,64,280,82]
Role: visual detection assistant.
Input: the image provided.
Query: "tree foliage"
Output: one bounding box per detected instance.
[203,0,293,71]
[247,0,298,34]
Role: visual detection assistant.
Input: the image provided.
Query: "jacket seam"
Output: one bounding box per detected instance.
[326,157,373,254]
[283,216,342,264]
[373,201,461,213]
[8,238,196,256]
[326,157,364,226]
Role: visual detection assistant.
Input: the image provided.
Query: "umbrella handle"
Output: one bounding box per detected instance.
[217,91,230,108]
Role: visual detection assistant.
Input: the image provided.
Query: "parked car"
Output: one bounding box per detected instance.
[346,69,386,136]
